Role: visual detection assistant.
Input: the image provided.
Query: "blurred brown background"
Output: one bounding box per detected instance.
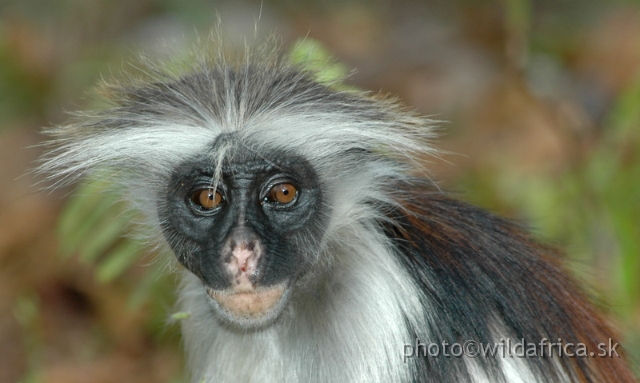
[1,0,640,382]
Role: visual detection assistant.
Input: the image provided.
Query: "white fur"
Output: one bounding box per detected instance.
[179,220,426,383]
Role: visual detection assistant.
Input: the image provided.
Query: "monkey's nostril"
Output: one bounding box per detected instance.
[241,242,255,251]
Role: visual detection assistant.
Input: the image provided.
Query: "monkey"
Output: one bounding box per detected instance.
[38,40,638,383]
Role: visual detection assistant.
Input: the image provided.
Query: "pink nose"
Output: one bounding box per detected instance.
[223,228,262,289]
[230,242,258,274]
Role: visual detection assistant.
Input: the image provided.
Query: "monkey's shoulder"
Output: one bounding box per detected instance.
[382,192,635,382]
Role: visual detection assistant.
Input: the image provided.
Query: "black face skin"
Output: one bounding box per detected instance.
[159,142,325,327]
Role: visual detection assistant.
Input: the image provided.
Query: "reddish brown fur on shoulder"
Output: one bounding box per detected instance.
[387,188,637,382]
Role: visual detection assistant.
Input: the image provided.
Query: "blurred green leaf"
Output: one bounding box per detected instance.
[96,239,145,283]
[171,312,191,321]
[606,71,640,139]
[289,39,349,86]
[56,178,146,287]
[13,293,44,383]
[78,204,136,263]
[57,180,121,257]
[0,40,45,126]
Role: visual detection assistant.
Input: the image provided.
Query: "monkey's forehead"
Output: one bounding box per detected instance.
[220,153,315,180]
[170,144,317,183]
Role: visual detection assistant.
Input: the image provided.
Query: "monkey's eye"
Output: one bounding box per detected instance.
[191,188,223,210]
[266,183,297,205]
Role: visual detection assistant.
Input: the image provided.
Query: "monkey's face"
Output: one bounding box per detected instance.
[160,144,325,328]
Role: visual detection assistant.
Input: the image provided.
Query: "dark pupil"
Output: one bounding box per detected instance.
[208,193,214,200]
[282,189,289,195]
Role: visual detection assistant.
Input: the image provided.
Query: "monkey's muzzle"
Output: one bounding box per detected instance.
[205,228,292,325]
[205,284,288,321]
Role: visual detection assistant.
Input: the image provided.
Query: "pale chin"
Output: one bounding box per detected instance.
[205,283,290,328]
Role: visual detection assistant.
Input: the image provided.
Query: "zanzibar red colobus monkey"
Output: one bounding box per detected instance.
[39,38,637,383]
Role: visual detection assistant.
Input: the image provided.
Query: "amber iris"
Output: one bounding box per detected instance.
[192,188,223,209]
[268,183,297,204]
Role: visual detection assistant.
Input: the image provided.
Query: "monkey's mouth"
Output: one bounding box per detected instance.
[205,283,289,326]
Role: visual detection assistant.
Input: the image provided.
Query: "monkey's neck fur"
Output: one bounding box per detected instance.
[180,219,419,383]
[39,41,637,383]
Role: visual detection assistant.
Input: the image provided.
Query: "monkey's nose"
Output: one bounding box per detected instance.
[223,227,262,289]
[225,241,261,291]
[230,242,258,274]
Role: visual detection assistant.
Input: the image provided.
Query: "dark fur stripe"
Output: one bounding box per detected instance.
[385,186,636,382]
